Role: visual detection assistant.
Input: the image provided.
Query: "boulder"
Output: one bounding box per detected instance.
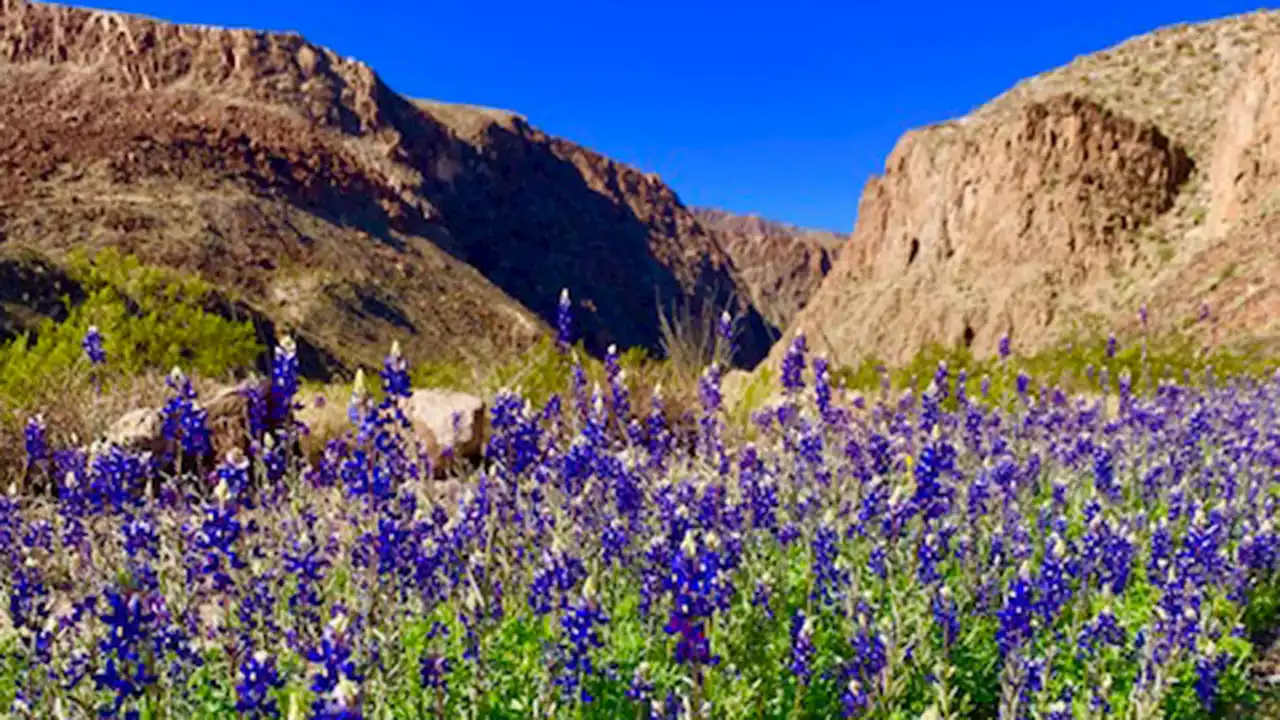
[104,407,165,457]
[101,379,268,464]
[295,386,351,460]
[404,389,487,476]
[295,386,487,478]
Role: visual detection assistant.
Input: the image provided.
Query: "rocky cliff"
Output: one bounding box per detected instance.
[0,0,774,374]
[692,208,843,330]
[777,10,1280,369]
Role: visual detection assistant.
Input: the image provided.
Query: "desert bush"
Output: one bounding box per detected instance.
[834,325,1278,408]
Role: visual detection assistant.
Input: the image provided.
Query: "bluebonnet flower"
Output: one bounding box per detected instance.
[789,610,815,683]
[285,540,329,625]
[192,483,247,593]
[486,391,542,476]
[605,343,631,422]
[1195,649,1231,712]
[698,364,723,415]
[811,523,848,606]
[1179,508,1227,588]
[381,341,412,399]
[83,325,106,365]
[24,415,47,465]
[161,368,211,457]
[996,565,1036,658]
[216,451,252,497]
[717,309,733,347]
[867,543,888,580]
[88,445,150,514]
[419,653,449,693]
[235,650,285,717]
[1045,687,1074,720]
[781,335,807,393]
[308,612,364,719]
[751,579,774,619]
[1015,371,1031,397]
[626,664,655,705]
[1240,522,1280,574]
[813,355,838,424]
[242,382,269,444]
[261,435,288,485]
[95,588,159,717]
[122,512,160,560]
[1037,534,1072,621]
[844,623,886,706]
[8,563,52,665]
[555,595,608,702]
[1077,607,1125,659]
[528,551,587,616]
[842,678,869,718]
[998,333,1012,359]
[557,288,573,351]
[917,531,945,585]
[932,586,959,647]
[663,532,732,666]
[271,336,301,425]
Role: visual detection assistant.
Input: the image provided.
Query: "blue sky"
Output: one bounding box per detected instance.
[87,1,1264,231]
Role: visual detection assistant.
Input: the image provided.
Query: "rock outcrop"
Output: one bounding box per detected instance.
[692,208,844,330]
[774,10,1280,370]
[0,0,775,374]
[781,95,1192,366]
[1207,44,1280,235]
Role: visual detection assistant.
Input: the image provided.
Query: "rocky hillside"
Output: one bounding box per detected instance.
[0,0,775,376]
[692,208,843,330]
[776,10,1280,369]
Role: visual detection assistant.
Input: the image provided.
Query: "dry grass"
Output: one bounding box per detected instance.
[0,369,227,488]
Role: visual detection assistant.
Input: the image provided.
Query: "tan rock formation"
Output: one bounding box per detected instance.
[692,208,844,329]
[773,11,1280,370]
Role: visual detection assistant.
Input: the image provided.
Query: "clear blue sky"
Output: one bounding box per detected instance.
[85,1,1266,231]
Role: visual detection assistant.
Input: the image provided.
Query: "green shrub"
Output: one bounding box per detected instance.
[0,249,261,408]
[832,329,1279,408]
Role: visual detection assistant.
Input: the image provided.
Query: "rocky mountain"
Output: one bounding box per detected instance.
[774,10,1280,369]
[692,208,844,330]
[0,0,775,376]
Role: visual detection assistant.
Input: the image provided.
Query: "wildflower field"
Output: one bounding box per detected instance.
[4,296,1280,719]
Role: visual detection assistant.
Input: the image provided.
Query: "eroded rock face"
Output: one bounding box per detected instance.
[0,0,775,371]
[777,94,1193,368]
[1208,44,1280,235]
[692,208,844,330]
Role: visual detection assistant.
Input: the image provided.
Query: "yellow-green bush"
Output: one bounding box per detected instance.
[412,338,656,409]
[0,249,261,408]
[833,329,1280,407]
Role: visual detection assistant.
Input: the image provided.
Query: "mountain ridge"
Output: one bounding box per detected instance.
[772,9,1280,370]
[0,0,781,375]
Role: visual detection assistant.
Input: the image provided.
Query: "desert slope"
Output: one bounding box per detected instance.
[0,0,774,373]
[776,10,1280,369]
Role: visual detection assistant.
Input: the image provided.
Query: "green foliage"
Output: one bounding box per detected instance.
[0,249,261,408]
[412,337,657,409]
[833,329,1279,407]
